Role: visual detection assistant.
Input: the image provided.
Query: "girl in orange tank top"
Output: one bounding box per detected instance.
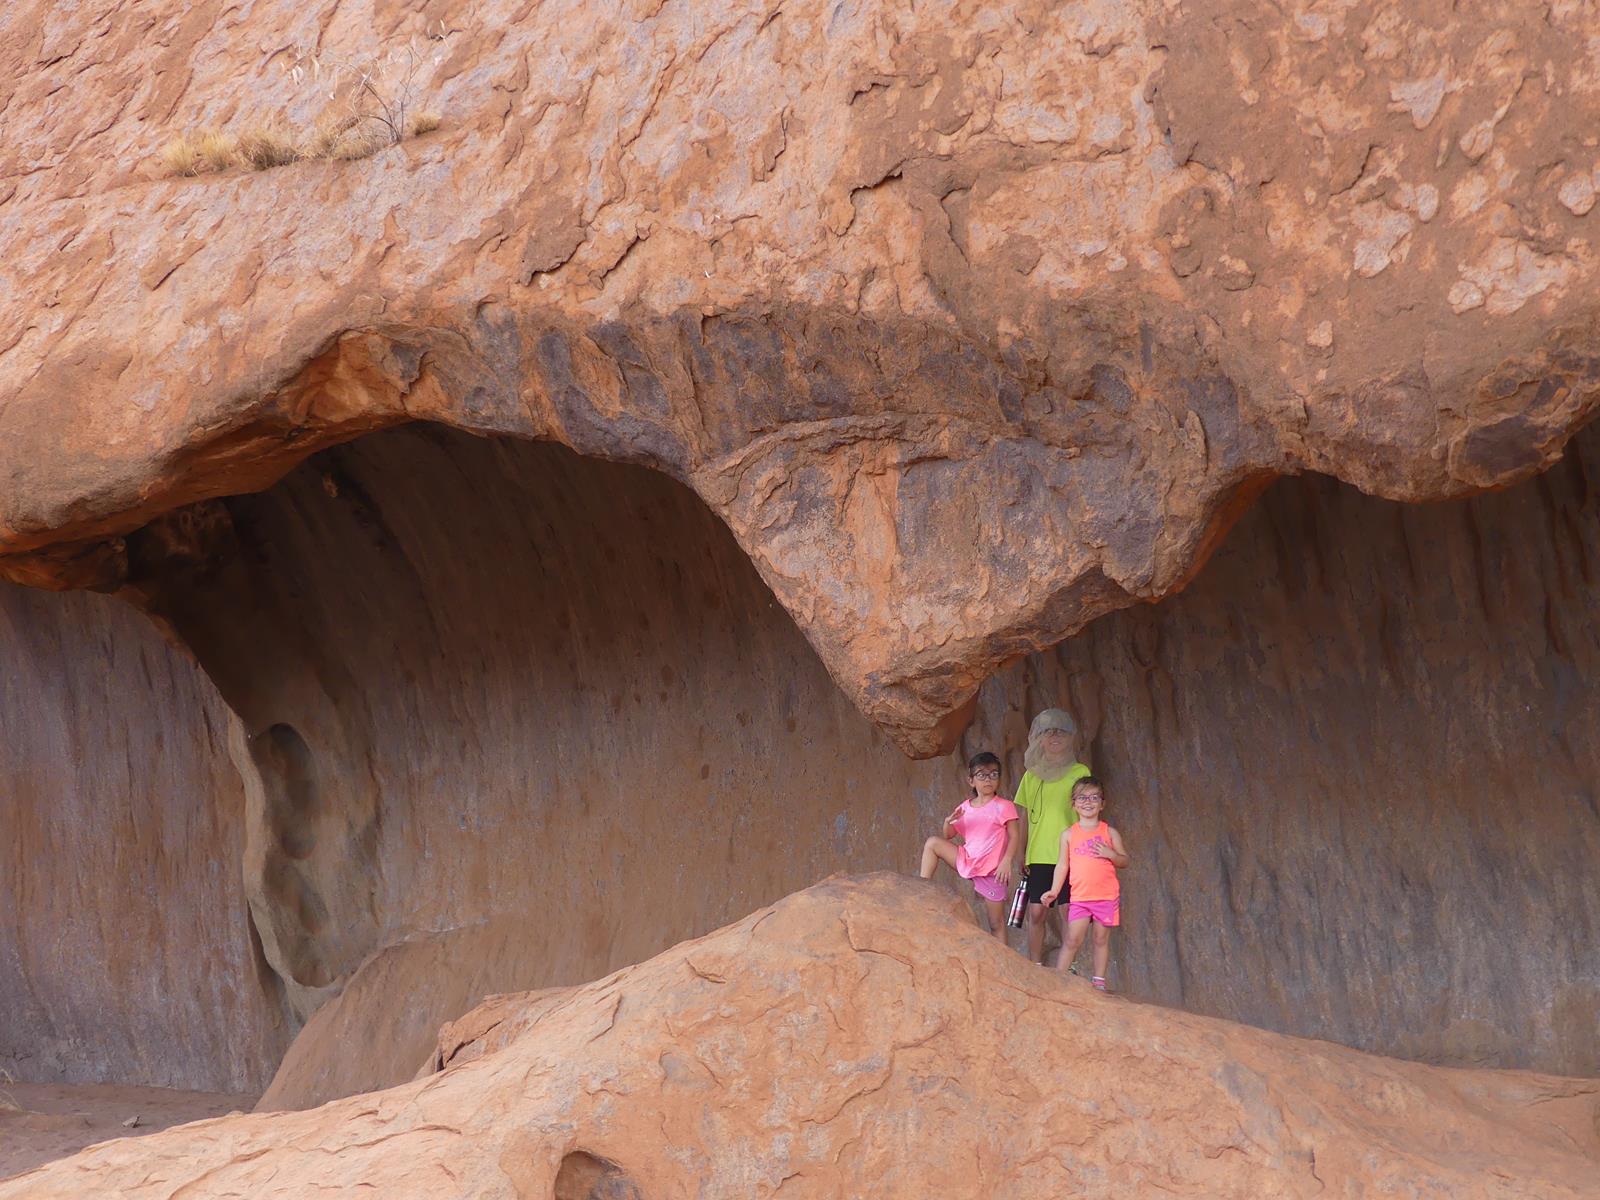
[1039,776,1130,991]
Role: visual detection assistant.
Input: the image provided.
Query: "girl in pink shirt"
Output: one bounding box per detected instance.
[918,752,1021,940]
[1040,776,1130,990]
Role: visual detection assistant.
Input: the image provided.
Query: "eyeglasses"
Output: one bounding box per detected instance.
[971,769,1001,780]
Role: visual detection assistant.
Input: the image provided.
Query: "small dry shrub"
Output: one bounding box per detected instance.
[194,128,238,171]
[159,135,205,176]
[237,124,298,169]
[329,124,390,160]
[161,25,449,177]
[301,113,359,160]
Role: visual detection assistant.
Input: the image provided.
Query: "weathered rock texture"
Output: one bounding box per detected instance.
[0,581,292,1093]
[6,0,1600,752]
[5,877,1597,1199]
[11,415,1599,1110]
[7,0,1600,1120]
[967,420,1600,1078]
[122,427,952,1106]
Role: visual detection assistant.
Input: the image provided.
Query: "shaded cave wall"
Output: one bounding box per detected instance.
[973,422,1600,1075]
[129,426,956,1101]
[0,582,292,1093]
[7,416,1599,1099]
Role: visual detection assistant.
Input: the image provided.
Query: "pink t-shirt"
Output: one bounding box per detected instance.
[950,797,1020,879]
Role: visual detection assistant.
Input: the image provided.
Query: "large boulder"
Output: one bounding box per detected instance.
[4,876,1596,1198]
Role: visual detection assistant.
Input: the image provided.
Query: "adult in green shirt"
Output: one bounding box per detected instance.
[1013,708,1091,964]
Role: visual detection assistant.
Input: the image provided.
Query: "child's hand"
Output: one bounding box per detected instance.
[1091,842,1115,859]
[996,860,1014,886]
[1040,888,1058,906]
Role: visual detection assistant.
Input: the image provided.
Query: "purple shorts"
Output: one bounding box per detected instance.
[1066,898,1120,926]
[970,872,1008,903]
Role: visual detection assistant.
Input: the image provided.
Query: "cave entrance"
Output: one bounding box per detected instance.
[5,418,1596,1112]
[115,424,949,1103]
[973,420,1600,1077]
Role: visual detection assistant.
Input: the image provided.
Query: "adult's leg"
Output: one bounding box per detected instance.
[983,899,1008,941]
[1091,922,1112,981]
[919,836,958,879]
[1057,917,1091,973]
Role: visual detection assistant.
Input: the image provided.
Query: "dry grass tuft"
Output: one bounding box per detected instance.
[325,122,390,161]
[194,128,238,172]
[161,96,443,176]
[237,124,299,169]
[301,112,361,160]
[160,135,205,176]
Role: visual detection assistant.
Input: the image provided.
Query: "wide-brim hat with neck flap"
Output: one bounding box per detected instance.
[1024,708,1079,783]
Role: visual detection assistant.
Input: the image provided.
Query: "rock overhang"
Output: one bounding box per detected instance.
[5,0,1600,754]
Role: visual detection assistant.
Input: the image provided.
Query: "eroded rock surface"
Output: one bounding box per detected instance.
[967,420,1600,1077]
[6,877,1597,1199]
[5,0,1600,750]
[121,427,952,1103]
[7,420,1600,1102]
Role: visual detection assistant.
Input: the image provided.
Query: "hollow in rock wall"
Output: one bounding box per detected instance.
[973,423,1600,1076]
[128,427,954,1105]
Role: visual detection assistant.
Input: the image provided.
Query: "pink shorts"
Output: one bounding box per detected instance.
[969,872,1008,903]
[1066,898,1120,926]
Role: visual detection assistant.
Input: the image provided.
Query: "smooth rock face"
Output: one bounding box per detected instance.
[966,421,1600,1077]
[121,426,952,1103]
[6,0,1600,751]
[5,877,1597,1199]
[0,582,292,1093]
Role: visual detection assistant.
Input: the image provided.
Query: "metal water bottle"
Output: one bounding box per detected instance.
[1006,874,1028,928]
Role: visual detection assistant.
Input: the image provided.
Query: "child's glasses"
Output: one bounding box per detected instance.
[971,769,1001,780]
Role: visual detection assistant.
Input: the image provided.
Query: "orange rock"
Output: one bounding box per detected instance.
[6,1,1600,752]
[5,876,1596,1197]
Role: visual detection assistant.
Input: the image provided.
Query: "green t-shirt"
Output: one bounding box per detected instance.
[1016,764,1091,865]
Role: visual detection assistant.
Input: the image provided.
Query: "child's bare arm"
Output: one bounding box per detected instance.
[1103,826,1130,869]
[998,821,1021,884]
[1039,832,1071,903]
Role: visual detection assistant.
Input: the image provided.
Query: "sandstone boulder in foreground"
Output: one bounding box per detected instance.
[6,875,1596,1198]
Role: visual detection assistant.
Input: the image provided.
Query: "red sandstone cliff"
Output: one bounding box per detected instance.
[2,0,1599,1167]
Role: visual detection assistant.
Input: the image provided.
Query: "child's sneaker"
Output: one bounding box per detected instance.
[1091,976,1107,991]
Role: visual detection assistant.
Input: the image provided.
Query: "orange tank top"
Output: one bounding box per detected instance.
[1067,820,1120,902]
